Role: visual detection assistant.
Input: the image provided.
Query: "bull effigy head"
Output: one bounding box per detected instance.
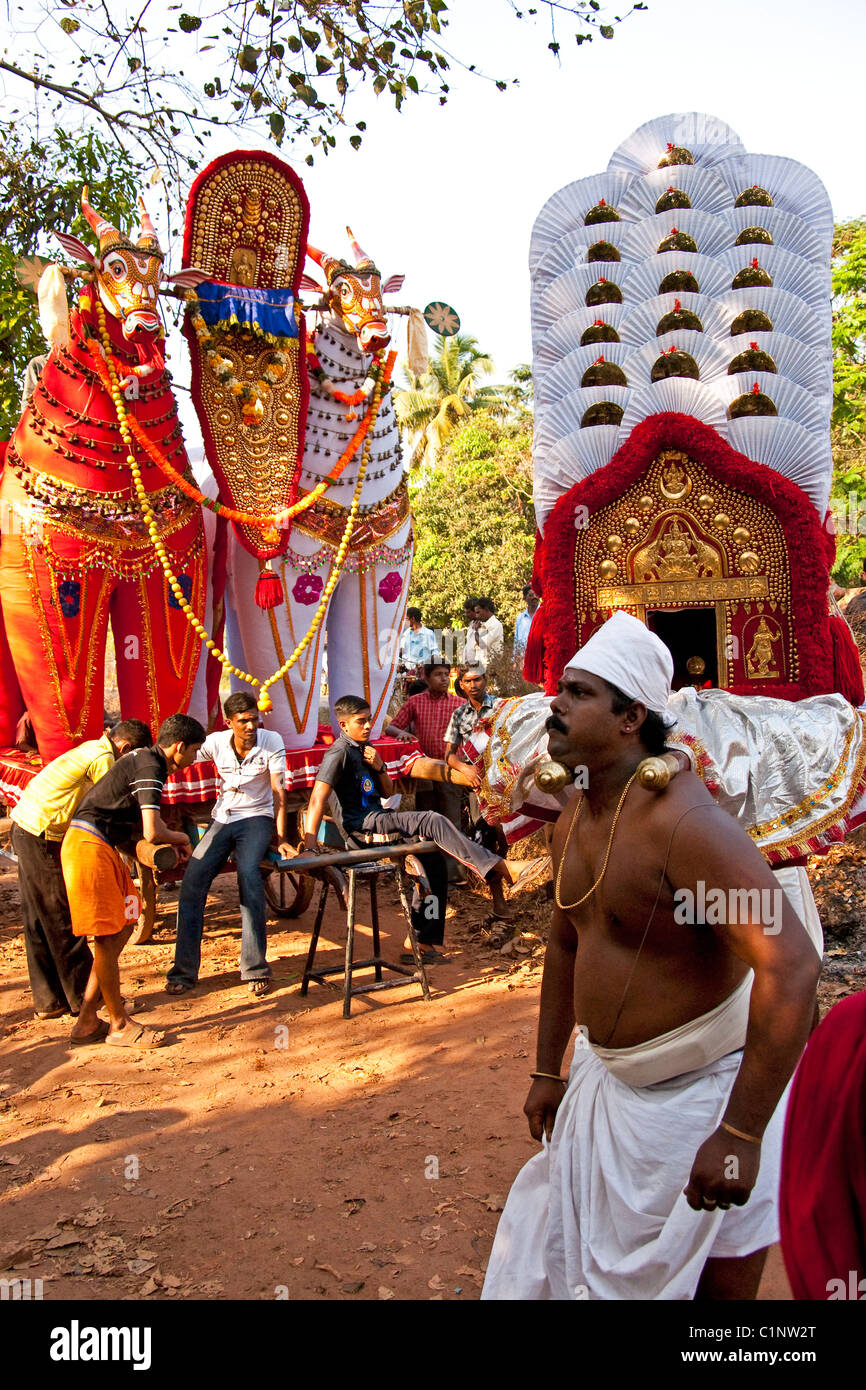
[54,187,206,341]
[303,228,404,356]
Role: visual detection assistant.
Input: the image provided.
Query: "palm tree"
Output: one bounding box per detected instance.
[394,333,506,468]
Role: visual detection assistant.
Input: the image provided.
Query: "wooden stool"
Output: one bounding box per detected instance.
[301,855,431,1017]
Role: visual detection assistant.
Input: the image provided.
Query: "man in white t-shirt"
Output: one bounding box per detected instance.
[166,693,290,998]
[465,597,504,669]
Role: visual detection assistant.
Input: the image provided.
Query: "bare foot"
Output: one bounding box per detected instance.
[489,876,515,919]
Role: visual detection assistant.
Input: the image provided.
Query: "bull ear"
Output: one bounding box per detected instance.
[164,267,209,289]
[299,273,324,294]
[382,274,405,294]
[54,232,96,267]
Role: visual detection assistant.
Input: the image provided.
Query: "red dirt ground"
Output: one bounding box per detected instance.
[0,862,794,1301]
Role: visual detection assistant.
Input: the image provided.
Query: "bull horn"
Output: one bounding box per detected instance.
[306,239,342,286]
[137,195,162,255]
[346,225,372,268]
[80,186,121,248]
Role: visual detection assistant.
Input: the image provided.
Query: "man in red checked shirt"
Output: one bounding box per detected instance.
[385,660,466,884]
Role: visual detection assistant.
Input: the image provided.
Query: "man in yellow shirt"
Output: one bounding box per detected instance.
[10,720,152,1024]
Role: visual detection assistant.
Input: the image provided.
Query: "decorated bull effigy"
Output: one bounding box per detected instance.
[464,113,866,877]
[0,150,430,765]
[0,192,210,761]
[179,151,423,747]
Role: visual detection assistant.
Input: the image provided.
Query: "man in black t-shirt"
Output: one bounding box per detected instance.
[61,713,205,1049]
[305,696,542,951]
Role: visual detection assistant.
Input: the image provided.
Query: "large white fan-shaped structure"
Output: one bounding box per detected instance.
[531,114,834,539]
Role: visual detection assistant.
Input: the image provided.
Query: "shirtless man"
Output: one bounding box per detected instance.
[482,612,820,1301]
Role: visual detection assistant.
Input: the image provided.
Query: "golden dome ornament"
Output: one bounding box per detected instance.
[534,760,571,794]
[636,751,683,790]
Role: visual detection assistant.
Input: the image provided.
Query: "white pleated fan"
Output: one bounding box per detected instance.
[714,372,826,435]
[728,205,824,267]
[718,244,830,314]
[618,377,727,439]
[529,170,636,272]
[715,154,834,251]
[726,332,830,396]
[532,221,634,292]
[607,113,745,176]
[617,164,733,220]
[534,306,626,369]
[618,291,728,346]
[537,342,632,407]
[624,331,730,388]
[622,208,734,263]
[534,426,621,533]
[535,385,630,456]
[627,250,730,304]
[717,287,825,348]
[532,264,634,340]
[722,416,832,516]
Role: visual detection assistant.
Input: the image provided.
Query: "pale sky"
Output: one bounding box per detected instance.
[6,0,865,389]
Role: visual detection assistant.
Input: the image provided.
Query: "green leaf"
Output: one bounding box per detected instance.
[315,54,333,75]
[178,13,202,32]
[269,112,285,141]
[59,16,80,33]
[600,24,614,38]
[238,45,262,73]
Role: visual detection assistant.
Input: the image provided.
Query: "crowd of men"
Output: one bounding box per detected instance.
[9,629,540,1041]
[397,587,539,678]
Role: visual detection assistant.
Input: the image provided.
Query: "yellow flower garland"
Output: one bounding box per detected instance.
[95,300,378,712]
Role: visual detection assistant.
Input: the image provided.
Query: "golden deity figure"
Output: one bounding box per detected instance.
[747,616,780,679]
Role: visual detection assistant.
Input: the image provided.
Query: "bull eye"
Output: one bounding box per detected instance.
[340,283,351,300]
[106,258,126,279]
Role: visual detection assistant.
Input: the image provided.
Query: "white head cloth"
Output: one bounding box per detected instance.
[566,612,677,727]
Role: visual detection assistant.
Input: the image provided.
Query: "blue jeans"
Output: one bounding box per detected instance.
[168,816,274,985]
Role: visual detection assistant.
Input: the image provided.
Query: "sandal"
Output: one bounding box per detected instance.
[165,980,196,996]
[400,949,441,965]
[105,1023,165,1049]
[36,1005,67,1020]
[69,1019,110,1047]
[248,979,271,997]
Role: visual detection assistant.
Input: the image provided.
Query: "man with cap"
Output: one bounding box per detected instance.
[482,612,820,1301]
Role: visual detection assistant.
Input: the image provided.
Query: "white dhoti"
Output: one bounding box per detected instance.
[482,974,789,1302]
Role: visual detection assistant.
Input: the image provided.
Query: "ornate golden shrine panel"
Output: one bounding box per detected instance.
[574,451,796,688]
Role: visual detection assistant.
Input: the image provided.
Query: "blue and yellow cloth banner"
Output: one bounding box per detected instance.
[195,282,299,342]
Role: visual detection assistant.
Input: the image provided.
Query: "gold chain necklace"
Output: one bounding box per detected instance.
[554,773,638,912]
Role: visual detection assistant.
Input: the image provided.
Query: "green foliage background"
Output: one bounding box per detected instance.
[407,412,536,638]
[830,220,866,585]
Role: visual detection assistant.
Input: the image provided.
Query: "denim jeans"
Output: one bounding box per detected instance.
[168,815,274,985]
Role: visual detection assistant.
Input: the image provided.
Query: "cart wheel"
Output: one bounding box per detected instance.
[263,863,315,919]
[131,866,157,944]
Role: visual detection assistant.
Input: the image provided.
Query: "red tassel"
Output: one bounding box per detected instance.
[828,614,864,704]
[255,565,284,611]
[523,604,546,685]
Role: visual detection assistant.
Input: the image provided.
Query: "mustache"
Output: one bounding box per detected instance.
[545,714,568,735]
